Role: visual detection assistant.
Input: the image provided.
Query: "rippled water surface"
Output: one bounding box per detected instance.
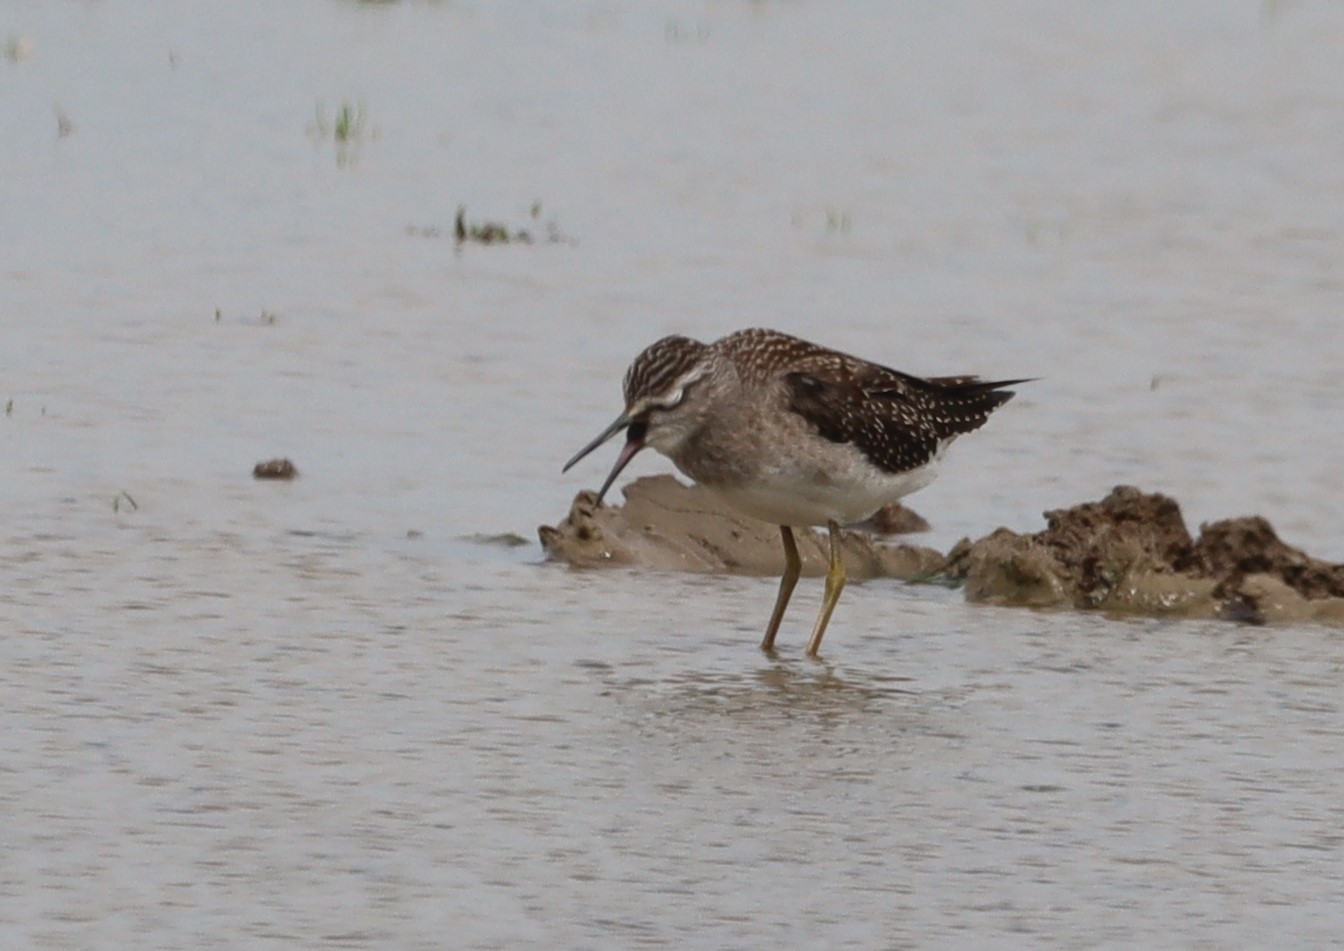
[4,1,1344,947]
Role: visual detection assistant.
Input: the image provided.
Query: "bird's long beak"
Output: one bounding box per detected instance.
[562,412,646,504]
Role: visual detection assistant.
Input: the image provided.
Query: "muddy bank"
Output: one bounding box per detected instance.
[540,478,1344,626]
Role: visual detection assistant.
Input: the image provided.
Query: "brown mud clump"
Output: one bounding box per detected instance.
[539,475,944,581]
[253,458,298,480]
[944,486,1344,624]
[541,480,1344,627]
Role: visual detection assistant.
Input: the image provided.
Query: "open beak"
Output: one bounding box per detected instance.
[562,413,646,504]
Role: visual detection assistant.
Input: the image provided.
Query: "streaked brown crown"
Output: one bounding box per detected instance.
[623,335,710,405]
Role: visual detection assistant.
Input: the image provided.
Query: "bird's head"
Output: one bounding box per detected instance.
[562,335,717,502]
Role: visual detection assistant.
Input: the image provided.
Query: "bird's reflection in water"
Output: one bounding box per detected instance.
[606,652,924,732]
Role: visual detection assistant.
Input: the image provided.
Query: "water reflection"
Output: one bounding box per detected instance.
[637,661,913,718]
[591,655,952,779]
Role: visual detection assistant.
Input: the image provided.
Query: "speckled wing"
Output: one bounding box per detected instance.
[783,358,1023,476]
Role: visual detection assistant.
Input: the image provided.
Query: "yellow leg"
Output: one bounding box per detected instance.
[761,525,800,652]
[806,520,846,657]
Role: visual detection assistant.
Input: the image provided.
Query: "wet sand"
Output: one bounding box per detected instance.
[543,478,1344,626]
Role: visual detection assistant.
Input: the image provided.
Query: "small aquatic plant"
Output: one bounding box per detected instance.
[825,208,852,234]
[450,203,574,247]
[309,100,372,166]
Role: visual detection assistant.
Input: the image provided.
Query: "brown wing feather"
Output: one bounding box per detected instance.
[716,328,1026,475]
[783,361,1025,475]
[783,369,922,474]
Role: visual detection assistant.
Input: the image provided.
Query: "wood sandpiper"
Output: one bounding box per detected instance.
[563,328,1024,656]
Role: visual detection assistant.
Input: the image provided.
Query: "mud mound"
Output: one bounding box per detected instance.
[541,480,1344,626]
[946,486,1344,624]
[1195,516,1344,601]
[538,475,943,581]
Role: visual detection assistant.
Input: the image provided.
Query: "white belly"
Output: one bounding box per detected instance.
[707,457,941,527]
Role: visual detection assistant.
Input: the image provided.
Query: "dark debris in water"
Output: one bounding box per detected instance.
[406,204,574,246]
[213,308,279,326]
[253,458,298,480]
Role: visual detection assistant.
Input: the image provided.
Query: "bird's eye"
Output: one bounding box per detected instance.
[653,389,684,410]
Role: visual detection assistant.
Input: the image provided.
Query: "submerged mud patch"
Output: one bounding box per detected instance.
[541,479,1344,626]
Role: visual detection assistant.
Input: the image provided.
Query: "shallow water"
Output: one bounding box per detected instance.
[4,1,1344,947]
